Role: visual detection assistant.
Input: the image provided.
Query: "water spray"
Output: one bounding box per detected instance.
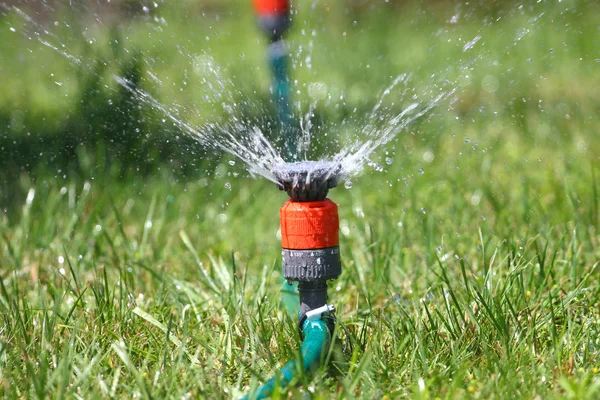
[242,161,342,399]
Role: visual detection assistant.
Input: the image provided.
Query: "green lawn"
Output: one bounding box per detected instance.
[1,0,599,398]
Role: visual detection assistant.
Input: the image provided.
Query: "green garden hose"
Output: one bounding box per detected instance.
[242,318,330,399]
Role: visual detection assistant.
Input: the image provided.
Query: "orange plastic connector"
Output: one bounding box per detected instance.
[253,0,289,15]
[280,199,339,250]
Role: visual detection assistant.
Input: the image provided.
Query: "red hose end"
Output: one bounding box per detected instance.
[280,199,339,250]
[253,0,289,16]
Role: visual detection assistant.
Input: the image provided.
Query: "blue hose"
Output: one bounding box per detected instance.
[268,42,296,161]
[241,318,330,400]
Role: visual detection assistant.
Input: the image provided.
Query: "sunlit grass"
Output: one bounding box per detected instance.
[1,121,598,398]
[1,0,599,398]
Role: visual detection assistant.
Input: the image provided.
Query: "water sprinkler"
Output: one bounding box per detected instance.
[241,161,341,399]
[273,161,342,327]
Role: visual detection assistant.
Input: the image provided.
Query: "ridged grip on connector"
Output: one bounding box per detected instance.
[282,247,341,282]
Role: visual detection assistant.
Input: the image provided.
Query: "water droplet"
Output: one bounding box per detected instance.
[308,82,327,101]
[482,75,499,93]
[385,157,394,165]
[353,206,365,218]
[228,160,235,166]
[420,208,426,214]
[423,150,434,163]
[462,35,481,52]
[418,168,424,175]
[224,182,231,190]
[26,188,35,205]
[465,138,471,144]
[344,180,353,189]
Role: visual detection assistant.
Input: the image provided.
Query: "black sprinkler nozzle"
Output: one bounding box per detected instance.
[272,161,342,202]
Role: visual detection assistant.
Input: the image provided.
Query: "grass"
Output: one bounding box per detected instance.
[1,139,599,399]
[1,0,600,398]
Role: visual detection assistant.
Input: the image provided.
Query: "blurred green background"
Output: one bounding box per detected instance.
[1,0,598,208]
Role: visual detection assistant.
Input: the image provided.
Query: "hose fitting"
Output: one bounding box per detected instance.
[280,199,341,326]
[280,199,341,277]
[273,161,342,331]
[253,0,290,42]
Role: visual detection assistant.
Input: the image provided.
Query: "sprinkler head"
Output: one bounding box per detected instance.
[272,161,341,202]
